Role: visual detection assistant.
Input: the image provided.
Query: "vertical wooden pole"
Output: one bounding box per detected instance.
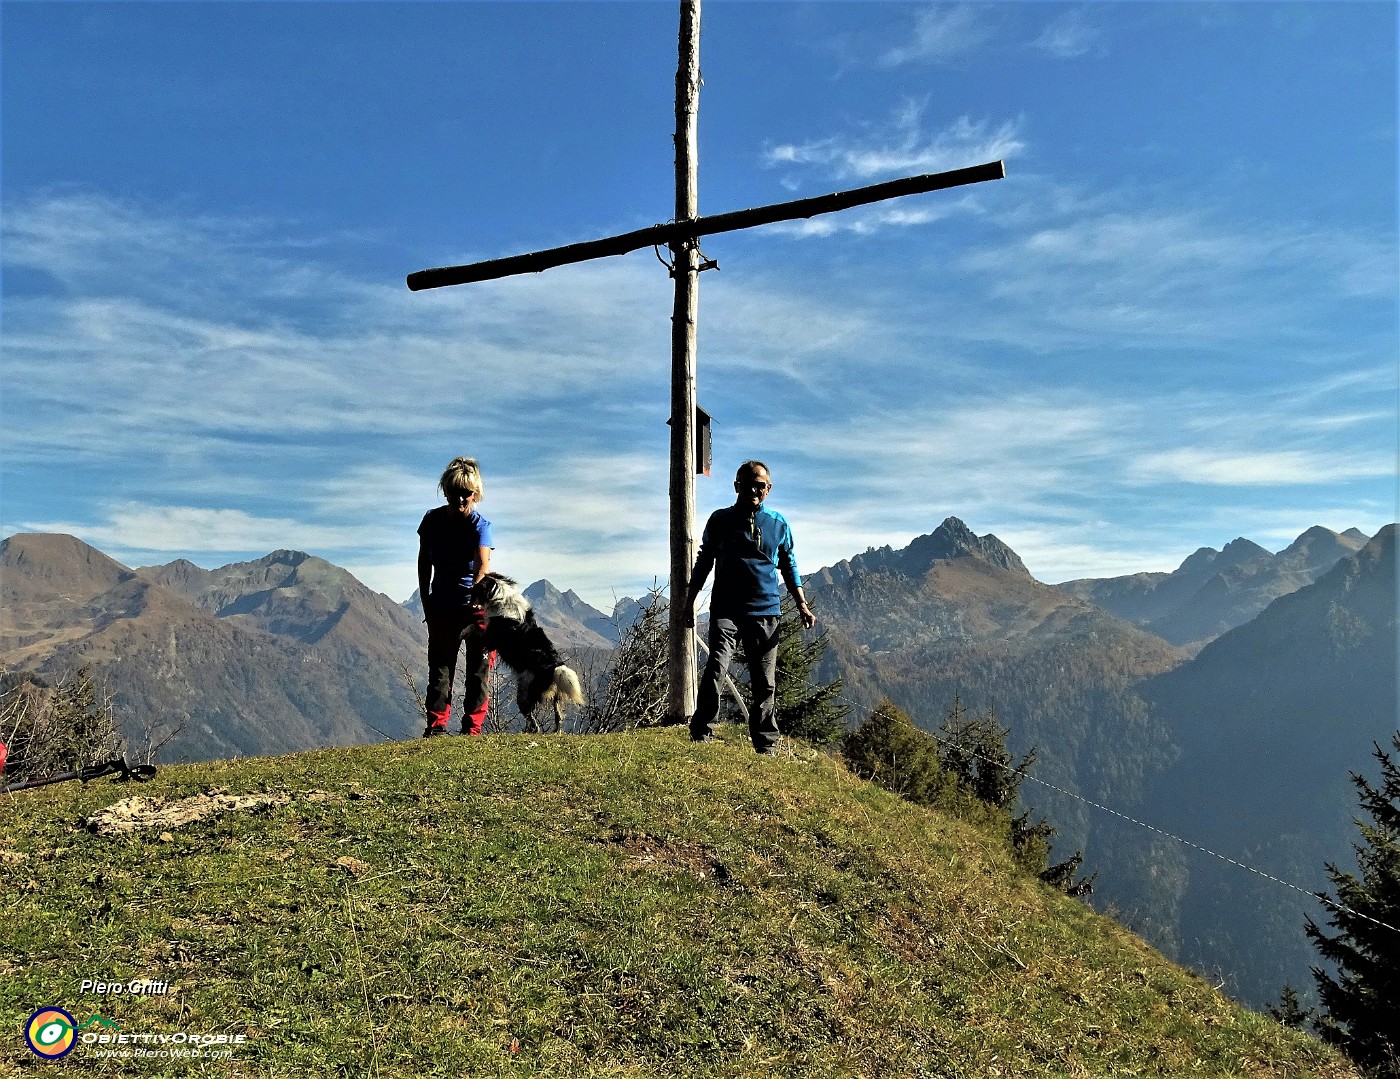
[667,0,700,725]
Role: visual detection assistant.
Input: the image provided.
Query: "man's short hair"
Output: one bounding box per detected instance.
[439,457,484,501]
[736,459,770,483]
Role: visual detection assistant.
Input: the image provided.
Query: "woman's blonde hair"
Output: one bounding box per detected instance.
[439,457,484,501]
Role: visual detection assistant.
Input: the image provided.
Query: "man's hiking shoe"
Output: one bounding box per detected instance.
[423,726,449,738]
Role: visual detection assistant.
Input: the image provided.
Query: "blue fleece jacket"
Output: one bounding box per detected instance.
[692,503,802,619]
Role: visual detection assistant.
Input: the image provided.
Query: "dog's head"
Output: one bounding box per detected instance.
[473,572,527,620]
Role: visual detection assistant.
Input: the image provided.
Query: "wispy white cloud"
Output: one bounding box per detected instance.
[764,198,975,239]
[1,192,883,605]
[23,504,369,560]
[713,377,1396,586]
[1127,448,1396,487]
[878,5,994,68]
[955,198,1400,351]
[1030,9,1106,60]
[764,103,1025,184]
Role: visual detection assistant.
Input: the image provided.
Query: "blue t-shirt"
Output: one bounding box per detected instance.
[694,503,802,619]
[418,505,494,608]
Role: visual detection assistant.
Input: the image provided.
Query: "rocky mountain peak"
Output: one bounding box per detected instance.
[1276,526,1366,576]
[804,517,1032,593]
[261,549,312,567]
[910,517,1030,577]
[524,579,564,603]
[1218,537,1271,562]
[1175,546,1222,578]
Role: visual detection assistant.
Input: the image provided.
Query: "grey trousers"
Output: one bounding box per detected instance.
[692,615,781,752]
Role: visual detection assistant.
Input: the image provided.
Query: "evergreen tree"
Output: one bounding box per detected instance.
[843,695,1095,895]
[1268,985,1317,1031]
[1306,733,1400,1078]
[773,596,850,748]
[842,699,956,807]
[934,695,1094,895]
[935,696,1031,811]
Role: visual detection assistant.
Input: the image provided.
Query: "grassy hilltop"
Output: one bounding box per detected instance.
[1,727,1353,1078]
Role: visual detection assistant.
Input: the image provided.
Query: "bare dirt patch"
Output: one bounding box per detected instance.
[600,828,732,885]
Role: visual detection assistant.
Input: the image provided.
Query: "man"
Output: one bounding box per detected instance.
[683,460,816,754]
[418,456,496,737]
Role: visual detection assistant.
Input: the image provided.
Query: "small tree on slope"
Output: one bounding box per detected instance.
[1306,732,1400,1078]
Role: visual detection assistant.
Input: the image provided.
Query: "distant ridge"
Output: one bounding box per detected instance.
[523,579,621,649]
[1057,526,1368,646]
[790,516,1396,1010]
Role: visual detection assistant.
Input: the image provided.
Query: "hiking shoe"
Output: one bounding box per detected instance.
[423,726,449,738]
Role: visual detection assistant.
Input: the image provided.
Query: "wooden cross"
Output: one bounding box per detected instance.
[407,0,1004,726]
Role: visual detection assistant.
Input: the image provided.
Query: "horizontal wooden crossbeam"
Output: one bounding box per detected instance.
[406,160,1005,291]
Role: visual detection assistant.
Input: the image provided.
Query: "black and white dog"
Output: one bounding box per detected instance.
[463,573,585,733]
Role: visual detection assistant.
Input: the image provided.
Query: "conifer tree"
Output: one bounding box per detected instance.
[935,696,1094,895]
[936,696,1031,811]
[1306,734,1400,1078]
[773,596,850,747]
[842,699,955,806]
[843,695,1094,895]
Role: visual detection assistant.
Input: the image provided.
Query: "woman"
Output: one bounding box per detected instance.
[417,457,495,736]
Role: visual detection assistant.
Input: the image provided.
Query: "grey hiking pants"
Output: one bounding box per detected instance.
[691,615,781,753]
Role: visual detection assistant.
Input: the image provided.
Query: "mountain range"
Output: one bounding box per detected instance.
[1125,524,1397,1006]
[2,535,430,760]
[1057,525,1370,649]
[796,517,1392,1009]
[2,517,1394,1012]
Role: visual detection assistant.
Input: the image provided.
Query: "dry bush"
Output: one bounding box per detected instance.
[1,668,126,783]
[576,589,669,734]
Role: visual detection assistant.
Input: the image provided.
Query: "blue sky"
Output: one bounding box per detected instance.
[2,1,1396,611]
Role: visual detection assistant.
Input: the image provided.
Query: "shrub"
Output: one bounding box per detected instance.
[842,699,957,807]
[576,589,670,734]
[1,668,125,784]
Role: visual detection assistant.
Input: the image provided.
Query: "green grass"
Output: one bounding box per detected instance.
[1,726,1355,1077]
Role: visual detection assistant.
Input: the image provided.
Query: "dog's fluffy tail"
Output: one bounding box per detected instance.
[550,665,585,707]
[546,665,585,733]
